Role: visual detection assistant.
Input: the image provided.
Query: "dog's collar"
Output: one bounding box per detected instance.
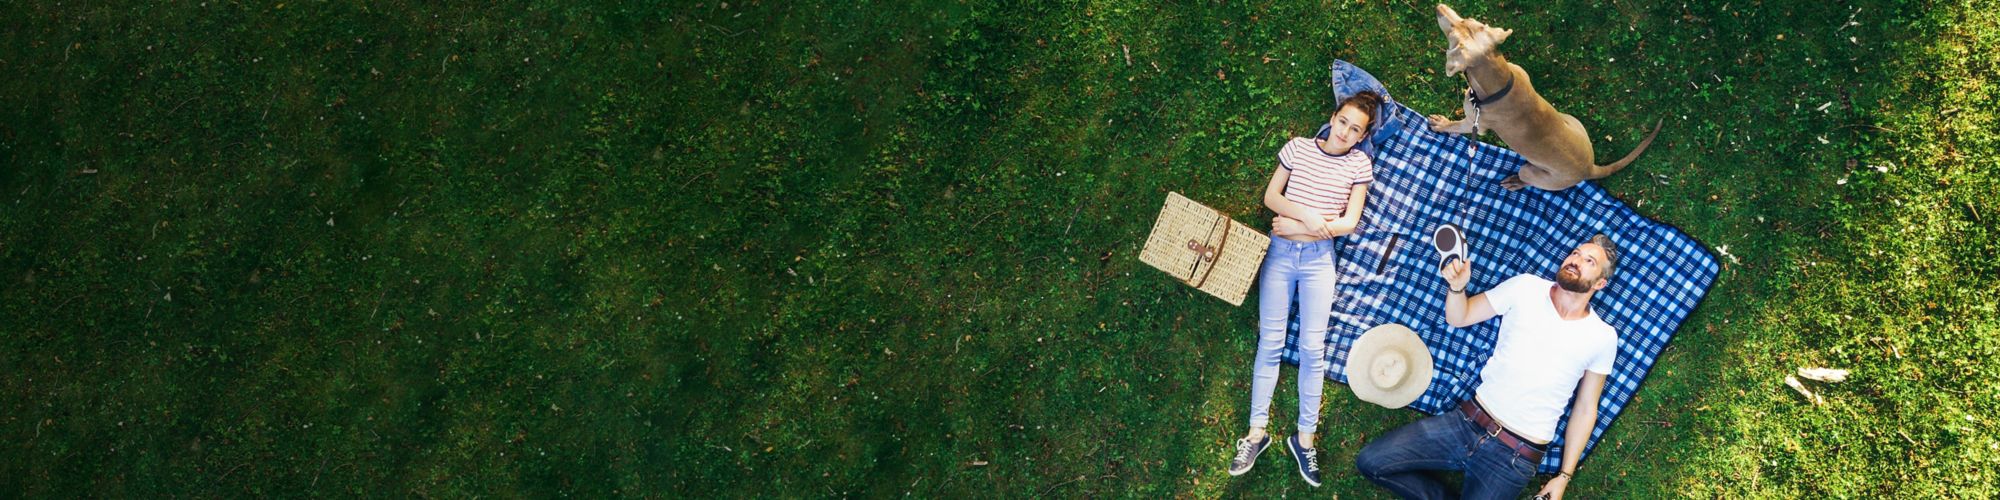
[1468,73,1515,108]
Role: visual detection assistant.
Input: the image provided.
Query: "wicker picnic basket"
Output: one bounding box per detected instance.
[1139,192,1271,306]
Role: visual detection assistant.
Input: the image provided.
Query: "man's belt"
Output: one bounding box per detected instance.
[1458,400,1546,463]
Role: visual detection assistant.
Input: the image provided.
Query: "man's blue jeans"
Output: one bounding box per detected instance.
[1354,409,1541,499]
[1249,236,1338,436]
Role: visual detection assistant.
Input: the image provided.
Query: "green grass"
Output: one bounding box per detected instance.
[3,0,1996,496]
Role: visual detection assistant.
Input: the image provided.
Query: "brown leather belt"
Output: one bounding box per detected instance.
[1458,400,1546,462]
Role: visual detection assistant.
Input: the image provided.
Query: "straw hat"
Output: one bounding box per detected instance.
[1347,324,1434,409]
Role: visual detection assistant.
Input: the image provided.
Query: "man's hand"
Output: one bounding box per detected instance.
[1438,256,1473,291]
[1437,257,1494,327]
[1534,473,1570,500]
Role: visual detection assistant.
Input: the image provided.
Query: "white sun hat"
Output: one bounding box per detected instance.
[1347,324,1435,409]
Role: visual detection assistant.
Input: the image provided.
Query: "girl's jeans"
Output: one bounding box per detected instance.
[1249,235,1338,436]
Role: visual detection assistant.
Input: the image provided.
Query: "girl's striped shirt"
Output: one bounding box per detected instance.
[1276,137,1375,221]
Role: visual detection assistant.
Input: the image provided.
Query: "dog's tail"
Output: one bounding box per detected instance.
[1590,119,1665,179]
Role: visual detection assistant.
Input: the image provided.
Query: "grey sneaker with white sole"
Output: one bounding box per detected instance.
[1227,434,1273,476]
[1288,434,1322,487]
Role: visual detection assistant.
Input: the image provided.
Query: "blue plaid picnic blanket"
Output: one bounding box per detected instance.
[1279,74,1718,472]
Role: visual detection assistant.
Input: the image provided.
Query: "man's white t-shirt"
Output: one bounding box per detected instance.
[1473,274,1619,443]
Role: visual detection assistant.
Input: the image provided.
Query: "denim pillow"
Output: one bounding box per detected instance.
[1317,59,1402,157]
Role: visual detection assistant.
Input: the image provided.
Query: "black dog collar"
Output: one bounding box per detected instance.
[1468,73,1515,108]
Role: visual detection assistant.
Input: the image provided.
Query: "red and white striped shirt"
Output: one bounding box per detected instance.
[1277,137,1375,221]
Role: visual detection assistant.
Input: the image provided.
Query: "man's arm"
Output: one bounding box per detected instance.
[1536,371,1609,500]
[1438,258,1497,327]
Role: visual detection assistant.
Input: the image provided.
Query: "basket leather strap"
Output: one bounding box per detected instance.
[1185,214,1232,288]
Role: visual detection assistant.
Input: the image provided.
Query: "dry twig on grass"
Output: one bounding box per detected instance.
[1784,375,1823,405]
[1797,367,1849,383]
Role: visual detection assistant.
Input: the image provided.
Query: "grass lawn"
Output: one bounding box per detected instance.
[4,0,1997,496]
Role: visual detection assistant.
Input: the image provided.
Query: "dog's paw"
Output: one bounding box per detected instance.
[1500,175,1528,191]
[1427,115,1456,133]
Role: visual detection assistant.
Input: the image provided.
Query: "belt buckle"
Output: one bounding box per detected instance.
[1487,425,1503,439]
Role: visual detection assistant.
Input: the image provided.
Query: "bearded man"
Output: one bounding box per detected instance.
[1354,235,1621,500]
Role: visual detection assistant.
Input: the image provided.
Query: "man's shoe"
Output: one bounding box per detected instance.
[1227,434,1273,476]
[1288,434,1322,487]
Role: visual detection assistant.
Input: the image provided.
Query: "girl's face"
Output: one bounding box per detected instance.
[1322,104,1372,154]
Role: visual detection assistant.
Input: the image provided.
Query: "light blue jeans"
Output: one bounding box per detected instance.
[1249,235,1338,436]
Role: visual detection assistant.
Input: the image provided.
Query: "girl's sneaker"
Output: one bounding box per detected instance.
[1288,434,1322,487]
[1227,434,1273,476]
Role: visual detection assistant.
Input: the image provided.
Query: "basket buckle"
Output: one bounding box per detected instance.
[1185,240,1218,261]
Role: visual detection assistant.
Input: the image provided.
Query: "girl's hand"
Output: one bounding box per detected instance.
[1322,220,1354,239]
[1273,216,1331,240]
[1272,216,1308,237]
[1301,217,1333,239]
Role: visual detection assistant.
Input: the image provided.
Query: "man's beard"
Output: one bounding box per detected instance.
[1555,266,1595,293]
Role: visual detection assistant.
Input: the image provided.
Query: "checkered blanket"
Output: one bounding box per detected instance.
[1280,100,1719,473]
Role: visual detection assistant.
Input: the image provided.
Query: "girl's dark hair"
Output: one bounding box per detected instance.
[1338,90,1383,128]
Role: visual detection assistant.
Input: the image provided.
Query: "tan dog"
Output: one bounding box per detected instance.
[1427,4,1662,191]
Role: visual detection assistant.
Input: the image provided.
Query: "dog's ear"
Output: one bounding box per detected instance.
[1443,35,1466,76]
[1489,27,1514,46]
